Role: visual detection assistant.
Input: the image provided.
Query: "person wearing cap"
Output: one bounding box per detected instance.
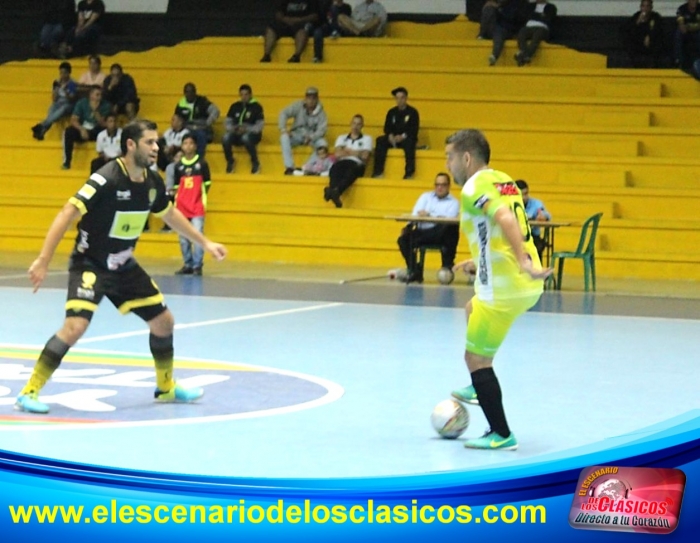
[337,0,388,37]
[261,0,321,63]
[222,84,265,174]
[372,86,420,180]
[323,114,373,208]
[278,87,329,175]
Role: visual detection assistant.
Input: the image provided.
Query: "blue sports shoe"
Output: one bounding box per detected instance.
[464,430,518,451]
[154,383,204,403]
[15,393,50,414]
[451,385,479,405]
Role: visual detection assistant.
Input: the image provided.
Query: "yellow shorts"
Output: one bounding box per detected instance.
[466,293,542,357]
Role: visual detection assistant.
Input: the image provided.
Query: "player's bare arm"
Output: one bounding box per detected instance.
[28,202,81,293]
[161,206,228,261]
[493,206,553,280]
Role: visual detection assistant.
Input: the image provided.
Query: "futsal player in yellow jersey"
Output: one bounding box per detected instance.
[445,129,552,450]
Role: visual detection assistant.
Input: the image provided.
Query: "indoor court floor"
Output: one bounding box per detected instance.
[0,255,698,480]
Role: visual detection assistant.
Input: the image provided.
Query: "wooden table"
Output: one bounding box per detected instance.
[386,215,572,268]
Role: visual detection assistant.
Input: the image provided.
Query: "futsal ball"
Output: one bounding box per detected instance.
[389,268,408,281]
[431,399,470,439]
[436,267,454,285]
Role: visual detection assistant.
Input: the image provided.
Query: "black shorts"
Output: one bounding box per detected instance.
[66,257,167,322]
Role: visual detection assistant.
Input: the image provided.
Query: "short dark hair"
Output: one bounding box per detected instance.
[88,54,101,66]
[239,84,252,94]
[515,179,529,191]
[110,63,123,73]
[120,119,158,155]
[352,113,364,123]
[445,129,491,164]
[59,61,72,73]
[435,172,451,184]
[181,133,197,146]
[184,82,196,93]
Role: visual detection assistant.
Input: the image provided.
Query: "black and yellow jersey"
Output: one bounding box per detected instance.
[68,158,171,271]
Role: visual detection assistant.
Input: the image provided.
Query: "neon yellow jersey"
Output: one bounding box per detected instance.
[460,169,543,302]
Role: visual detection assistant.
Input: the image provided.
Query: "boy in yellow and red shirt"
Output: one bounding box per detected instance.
[172,133,211,276]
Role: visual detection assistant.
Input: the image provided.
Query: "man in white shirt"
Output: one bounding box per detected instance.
[337,0,388,37]
[323,114,372,208]
[397,173,460,283]
[90,112,121,173]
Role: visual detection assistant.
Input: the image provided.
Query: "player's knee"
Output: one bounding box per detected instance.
[59,317,90,345]
[149,309,174,336]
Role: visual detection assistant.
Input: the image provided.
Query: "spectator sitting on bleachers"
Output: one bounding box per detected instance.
[90,112,121,173]
[102,63,140,120]
[222,84,265,175]
[31,61,77,141]
[296,143,335,175]
[174,82,220,159]
[674,0,700,69]
[478,0,503,39]
[37,0,75,58]
[396,173,460,284]
[313,0,352,63]
[515,179,551,262]
[624,0,666,68]
[261,0,321,63]
[323,114,373,208]
[337,0,388,37]
[371,86,420,180]
[488,0,527,66]
[59,0,106,59]
[62,85,111,170]
[158,112,190,173]
[514,0,557,67]
[76,55,106,99]
[279,86,328,175]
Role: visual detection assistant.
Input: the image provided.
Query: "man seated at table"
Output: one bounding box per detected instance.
[516,179,551,262]
[397,172,460,284]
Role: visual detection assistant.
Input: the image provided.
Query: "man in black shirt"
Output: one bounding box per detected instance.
[261,0,321,63]
[62,0,105,58]
[222,84,265,174]
[675,0,700,68]
[15,119,227,415]
[372,87,420,180]
[102,63,140,120]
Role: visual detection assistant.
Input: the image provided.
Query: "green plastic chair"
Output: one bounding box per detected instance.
[551,213,603,292]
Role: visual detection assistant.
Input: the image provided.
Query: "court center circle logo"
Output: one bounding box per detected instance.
[0,345,343,428]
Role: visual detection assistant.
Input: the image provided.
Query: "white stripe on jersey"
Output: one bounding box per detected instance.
[90,173,107,186]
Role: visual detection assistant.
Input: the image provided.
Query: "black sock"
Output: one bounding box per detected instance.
[471,367,511,437]
[150,334,174,392]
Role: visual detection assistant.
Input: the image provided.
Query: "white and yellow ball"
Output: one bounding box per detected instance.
[430,399,470,439]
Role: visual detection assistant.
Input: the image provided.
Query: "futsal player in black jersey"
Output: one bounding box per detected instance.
[16,119,227,414]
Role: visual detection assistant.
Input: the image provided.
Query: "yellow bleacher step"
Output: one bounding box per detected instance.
[557,168,631,188]
[595,82,662,98]
[571,137,642,157]
[582,110,652,128]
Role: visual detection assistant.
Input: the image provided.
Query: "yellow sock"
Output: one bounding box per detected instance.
[155,362,175,392]
[21,358,60,396]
